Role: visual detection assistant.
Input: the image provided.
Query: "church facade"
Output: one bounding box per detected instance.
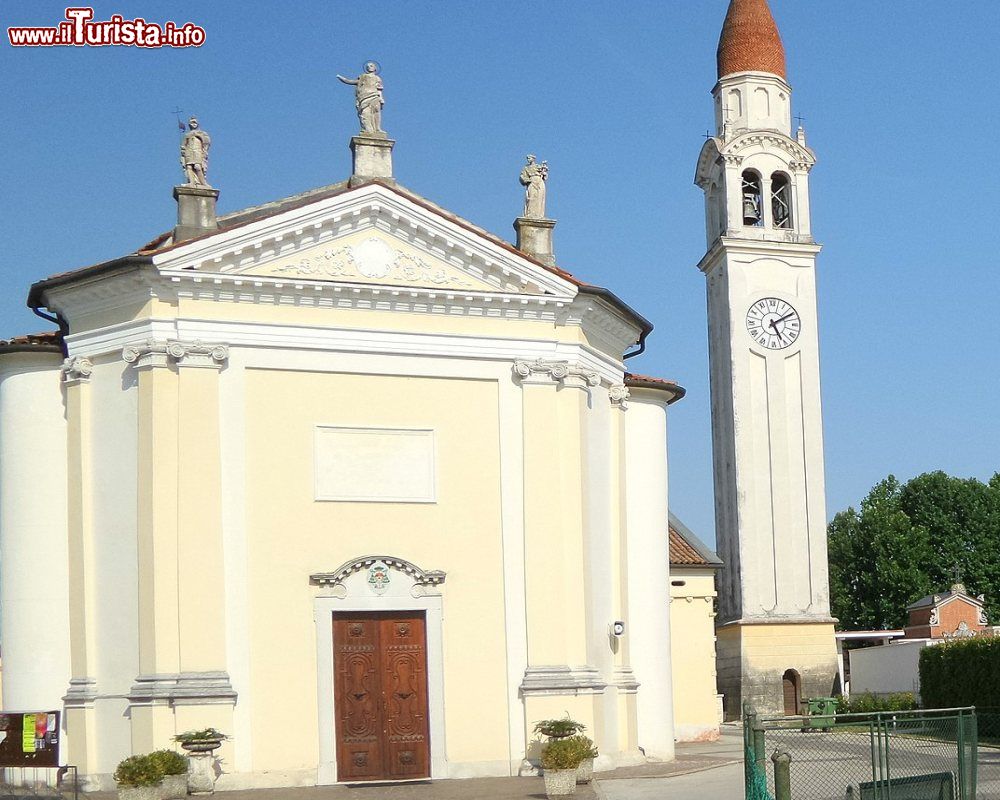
[1,71,688,788]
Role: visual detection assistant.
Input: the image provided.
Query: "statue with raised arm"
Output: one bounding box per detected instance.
[519,154,548,218]
[180,117,212,187]
[337,61,385,134]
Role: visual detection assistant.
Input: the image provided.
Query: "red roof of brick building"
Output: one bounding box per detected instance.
[717,0,787,80]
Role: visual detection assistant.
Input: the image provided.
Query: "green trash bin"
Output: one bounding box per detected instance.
[805,697,838,730]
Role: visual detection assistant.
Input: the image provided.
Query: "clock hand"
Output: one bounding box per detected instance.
[774,311,796,324]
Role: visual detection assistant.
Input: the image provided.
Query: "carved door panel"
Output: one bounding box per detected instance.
[379,615,430,779]
[333,612,430,781]
[333,616,383,781]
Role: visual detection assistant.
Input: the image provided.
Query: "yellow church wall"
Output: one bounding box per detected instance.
[669,568,720,741]
[243,369,510,772]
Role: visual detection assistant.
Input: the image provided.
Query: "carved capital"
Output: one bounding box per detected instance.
[513,358,600,388]
[123,338,229,370]
[61,356,93,383]
[609,383,630,409]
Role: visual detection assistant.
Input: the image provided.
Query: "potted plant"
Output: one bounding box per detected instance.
[114,754,163,800]
[533,716,585,741]
[565,735,598,784]
[540,737,583,798]
[172,729,226,753]
[148,750,188,799]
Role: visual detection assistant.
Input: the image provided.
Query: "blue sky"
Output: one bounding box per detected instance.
[2,1,998,545]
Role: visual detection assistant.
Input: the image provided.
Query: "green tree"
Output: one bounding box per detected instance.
[828,471,1000,630]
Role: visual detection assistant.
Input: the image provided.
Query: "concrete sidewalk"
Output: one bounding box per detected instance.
[89,729,743,800]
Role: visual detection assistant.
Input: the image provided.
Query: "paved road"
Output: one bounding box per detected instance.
[598,761,744,800]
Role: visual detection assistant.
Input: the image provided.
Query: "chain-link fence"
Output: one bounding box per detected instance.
[744,706,977,800]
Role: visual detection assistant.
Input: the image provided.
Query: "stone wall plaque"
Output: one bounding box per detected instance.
[314,426,436,503]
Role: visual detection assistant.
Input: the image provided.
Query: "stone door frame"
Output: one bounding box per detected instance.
[314,579,446,783]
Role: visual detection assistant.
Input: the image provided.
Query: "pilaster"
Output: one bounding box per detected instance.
[514,359,601,767]
[62,356,100,773]
[124,339,235,752]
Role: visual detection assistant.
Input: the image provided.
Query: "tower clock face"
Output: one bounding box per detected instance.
[745,297,801,350]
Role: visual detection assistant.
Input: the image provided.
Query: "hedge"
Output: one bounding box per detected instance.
[919,637,1000,709]
[835,692,917,714]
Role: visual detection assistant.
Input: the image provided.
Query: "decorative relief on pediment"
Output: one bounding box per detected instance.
[245,233,499,292]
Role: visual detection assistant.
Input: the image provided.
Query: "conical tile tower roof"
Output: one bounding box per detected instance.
[716,0,787,80]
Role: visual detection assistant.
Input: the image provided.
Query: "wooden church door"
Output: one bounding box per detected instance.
[333,612,430,781]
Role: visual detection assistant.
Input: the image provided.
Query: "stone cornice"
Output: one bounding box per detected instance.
[128,671,237,706]
[122,338,229,370]
[720,130,816,168]
[521,665,606,696]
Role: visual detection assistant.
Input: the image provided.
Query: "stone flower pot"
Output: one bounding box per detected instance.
[179,741,222,795]
[179,740,222,754]
[117,786,161,800]
[159,773,188,800]
[543,768,577,798]
[575,758,594,784]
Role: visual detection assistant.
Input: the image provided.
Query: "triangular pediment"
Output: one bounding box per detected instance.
[155,182,575,299]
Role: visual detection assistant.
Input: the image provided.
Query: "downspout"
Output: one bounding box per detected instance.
[623,330,647,360]
[31,306,69,358]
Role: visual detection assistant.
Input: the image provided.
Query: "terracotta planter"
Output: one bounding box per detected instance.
[575,758,594,784]
[159,774,188,800]
[542,768,577,798]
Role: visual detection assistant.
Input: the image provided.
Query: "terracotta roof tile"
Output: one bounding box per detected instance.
[717,0,787,80]
[670,527,708,565]
[668,513,723,568]
[624,372,686,403]
[0,331,64,353]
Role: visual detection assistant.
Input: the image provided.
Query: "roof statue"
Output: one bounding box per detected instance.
[519,154,548,219]
[180,117,212,187]
[337,61,385,134]
[716,0,787,80]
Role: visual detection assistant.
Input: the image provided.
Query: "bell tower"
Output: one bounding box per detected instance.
[694,0,838,719]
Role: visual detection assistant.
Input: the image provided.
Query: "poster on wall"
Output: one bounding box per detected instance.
[0,711,60,767]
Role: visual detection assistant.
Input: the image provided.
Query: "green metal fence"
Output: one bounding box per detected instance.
[743,705,978,800]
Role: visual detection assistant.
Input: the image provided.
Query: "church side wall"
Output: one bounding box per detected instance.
[0,354,71,712]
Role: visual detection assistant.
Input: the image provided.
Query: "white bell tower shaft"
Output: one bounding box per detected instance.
[695,0,838,719]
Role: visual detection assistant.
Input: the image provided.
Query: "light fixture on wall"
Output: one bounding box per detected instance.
[611,621,626,637]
